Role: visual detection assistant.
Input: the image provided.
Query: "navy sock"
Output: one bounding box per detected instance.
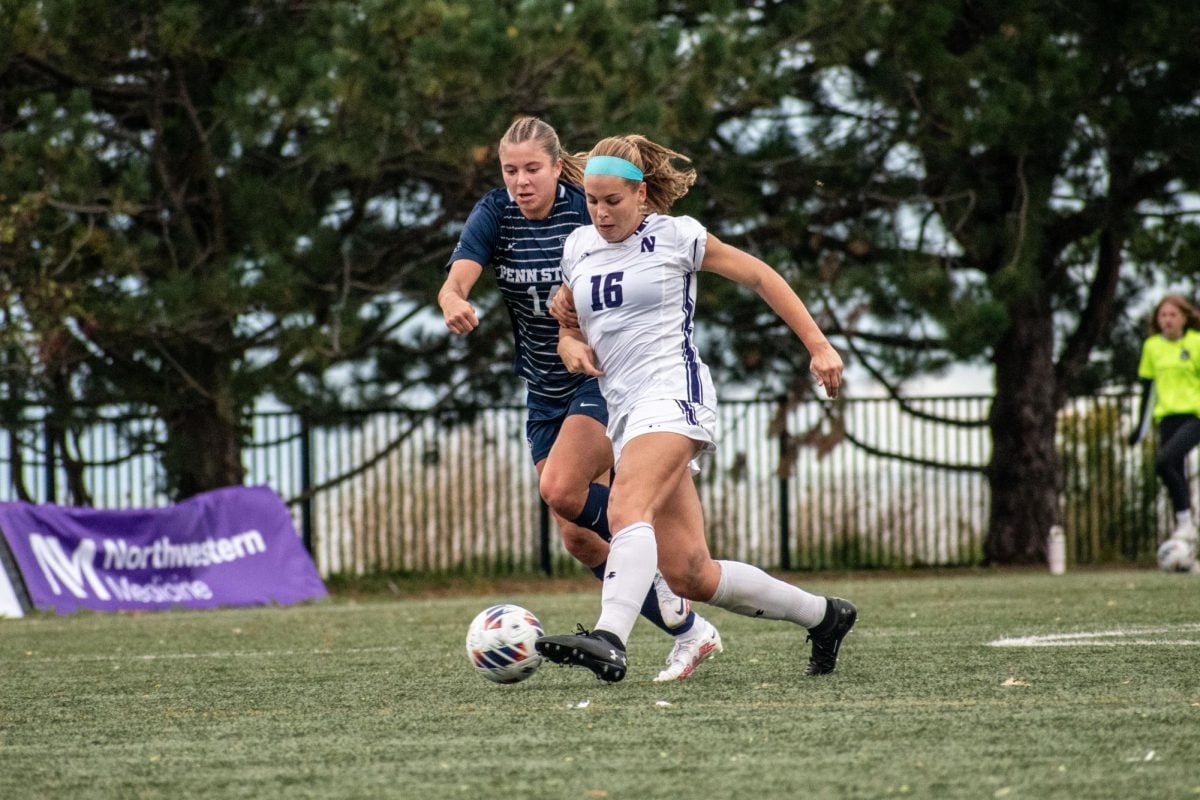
[571,483,611,541]
[588,560,696,636]
[640,588,696,636]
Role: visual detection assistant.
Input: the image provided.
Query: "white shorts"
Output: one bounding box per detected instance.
[608,398,717,474]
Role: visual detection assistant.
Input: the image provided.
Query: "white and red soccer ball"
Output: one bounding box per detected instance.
[465,604,544,684]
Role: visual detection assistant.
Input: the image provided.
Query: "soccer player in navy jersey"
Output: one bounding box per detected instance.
[437,118,722,681]
[536,134,856,683]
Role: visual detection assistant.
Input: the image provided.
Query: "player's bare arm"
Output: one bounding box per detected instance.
[438,260,484,334]
[552,285,603,376]
[701,234,843,398]
[548,282,579,329]
[558,327,603,377]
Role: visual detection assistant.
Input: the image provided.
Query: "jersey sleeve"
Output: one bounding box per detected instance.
[559,228,587,284]
[1137,337,1155,380]
[1187,331,1200,373]
[672,215,708,272]
[447,192,503,269]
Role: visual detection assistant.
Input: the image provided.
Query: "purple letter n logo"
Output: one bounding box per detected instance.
[641,236,656,253]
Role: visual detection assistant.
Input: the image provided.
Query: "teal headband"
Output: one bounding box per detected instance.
[585,155,644,181]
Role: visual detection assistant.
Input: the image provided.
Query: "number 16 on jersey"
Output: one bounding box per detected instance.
[590,272,624,311]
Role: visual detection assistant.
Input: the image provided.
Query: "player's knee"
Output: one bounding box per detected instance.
[669,573,705,601]
[539,471,583,519]
[659,565,715,602]
[1154,456,1177,479]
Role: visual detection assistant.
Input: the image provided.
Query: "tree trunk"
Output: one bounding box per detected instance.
[985,302,1061,564]
[159,356,246,500]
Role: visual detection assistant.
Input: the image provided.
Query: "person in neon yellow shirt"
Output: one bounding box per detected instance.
[1130,294,1200,542]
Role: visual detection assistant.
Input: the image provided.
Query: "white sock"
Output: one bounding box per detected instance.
[1175,510,1193,529]
[595,523,658,645]
[709,560,827,629]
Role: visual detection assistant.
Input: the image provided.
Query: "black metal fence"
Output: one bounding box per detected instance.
[0,393,1173,576]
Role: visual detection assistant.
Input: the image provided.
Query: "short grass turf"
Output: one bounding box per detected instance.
[2,568,1199,799]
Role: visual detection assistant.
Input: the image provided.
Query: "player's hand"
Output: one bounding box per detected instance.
[1127,430,1142,447]
[440,294,479,335]
[549,285,579,329]
[559,334,603,377]
[809,341,843,399]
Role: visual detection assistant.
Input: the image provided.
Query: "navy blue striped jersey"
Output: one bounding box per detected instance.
[448,182,590,401]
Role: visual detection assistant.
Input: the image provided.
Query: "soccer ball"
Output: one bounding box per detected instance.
[1156,538,1197,573]
[465,604,544,684]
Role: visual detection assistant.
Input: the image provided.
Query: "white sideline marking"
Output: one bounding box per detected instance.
[16,645,407,663]
[989,624,1200,648]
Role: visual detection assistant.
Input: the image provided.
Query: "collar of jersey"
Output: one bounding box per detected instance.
[601,215,652,246]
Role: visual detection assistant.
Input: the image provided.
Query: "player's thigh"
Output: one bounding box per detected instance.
[544,413,612,487]
[1160,415,1200,461]
[608,432,698,531]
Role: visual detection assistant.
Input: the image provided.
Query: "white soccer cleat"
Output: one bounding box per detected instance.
[652,571,692,629]
[1171,523,1198,544]
[654,620,723,682]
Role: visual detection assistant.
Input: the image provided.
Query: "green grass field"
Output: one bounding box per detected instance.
[2,568,1199,799]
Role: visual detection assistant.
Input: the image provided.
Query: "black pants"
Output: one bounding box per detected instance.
[1156,414,1200,512]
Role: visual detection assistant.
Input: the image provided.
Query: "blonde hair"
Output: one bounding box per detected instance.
[1150,294,1200,335]
[498,116,585,186]
[581,135,697,213]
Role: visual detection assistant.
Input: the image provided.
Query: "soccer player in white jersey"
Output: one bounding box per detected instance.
[536,134,857,682]
[438,118,722,680]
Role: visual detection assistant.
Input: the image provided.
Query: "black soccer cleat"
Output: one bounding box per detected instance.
[805,597,857,676]
[536,625,627,683]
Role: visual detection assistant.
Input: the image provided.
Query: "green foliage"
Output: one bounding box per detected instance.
[4,0,1200,567]
[729,3,1193,379]
[0,0,728,496]
[681,0,1200,559]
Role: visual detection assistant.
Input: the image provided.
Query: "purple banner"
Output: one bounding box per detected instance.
[0,485,327,614]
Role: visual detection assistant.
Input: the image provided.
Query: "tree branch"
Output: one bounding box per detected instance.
[824,302,990,429]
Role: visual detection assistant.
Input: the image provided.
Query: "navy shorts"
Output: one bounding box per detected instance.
[525,379,608,464]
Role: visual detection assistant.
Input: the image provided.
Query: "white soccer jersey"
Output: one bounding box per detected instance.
[560,214,717,413]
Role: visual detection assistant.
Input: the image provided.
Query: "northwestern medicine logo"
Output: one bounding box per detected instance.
[27,529,267,604]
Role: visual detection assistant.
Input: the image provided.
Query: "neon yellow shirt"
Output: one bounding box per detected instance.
[1137,329,1200,418]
